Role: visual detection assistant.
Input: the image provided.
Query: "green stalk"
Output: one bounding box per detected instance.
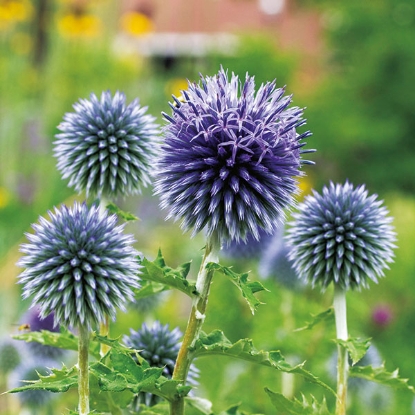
[78,324,90,415]
[333,284,349,415]
[170,232,220,415]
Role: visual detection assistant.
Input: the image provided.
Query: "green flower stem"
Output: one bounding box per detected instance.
[78,324,90,415]
[171,232,220,415]
[333,285,349,415]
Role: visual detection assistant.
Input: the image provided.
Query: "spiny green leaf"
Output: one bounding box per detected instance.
[92,333,141,361]
[265,388,330,415]
[205,263,268,314]
[89,348,191,401]
[13,328,102,359]
[7,364,78,394]
[192,330,334,395]
[139,250,196,297]
[89,371,133,413]
[334,337,371,365]
[106,202,139,221]
[350,364,415,392]
[295,308,334,332]
[134,280,170,299]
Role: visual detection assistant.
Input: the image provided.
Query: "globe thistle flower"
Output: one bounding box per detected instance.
[124,321,199,407]
[154,67,314,244]
[17,202,141,330]
[54,91,159,198]
[286,182,396,291]
[22,306,66,359]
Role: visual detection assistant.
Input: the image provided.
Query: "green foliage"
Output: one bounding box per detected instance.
[334,337,371,366]
[206,263,268,314]
[295,308,334,332]
[265,389,330,415]
[300,0,415,193]
[138,250,196,298]
[105,202,139,222]
[350,364,415,392]
[192,330,334,395]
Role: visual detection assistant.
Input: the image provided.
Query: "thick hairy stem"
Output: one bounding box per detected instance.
[333,285,349,415]
[78,324,90,415]
[170,232,220,415]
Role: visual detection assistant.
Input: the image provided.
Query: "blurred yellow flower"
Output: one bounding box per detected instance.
[120,11,154,36]
[0,0,32,31]
[58,13,102,38]
[0,187,11,208]
[298,175,314,198]
[165,78,189,99]
[0,0,32,22]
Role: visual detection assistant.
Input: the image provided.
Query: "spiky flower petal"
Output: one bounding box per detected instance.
[155,68,314,244]
[124,321,198,407]
[17,202,141,329]
[286,182,396,290]
[55,91,159,198]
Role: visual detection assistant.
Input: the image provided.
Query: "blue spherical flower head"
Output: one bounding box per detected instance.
[286,182,396,291]
[55,91,159,198]
[17,202,141,329]
[155,68,314,245]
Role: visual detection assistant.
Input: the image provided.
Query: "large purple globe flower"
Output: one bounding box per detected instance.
[154,68,314,244]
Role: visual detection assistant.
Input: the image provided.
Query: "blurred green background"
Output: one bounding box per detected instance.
[1,0,415,414]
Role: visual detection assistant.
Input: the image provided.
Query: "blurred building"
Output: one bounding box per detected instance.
[119,0,322,57]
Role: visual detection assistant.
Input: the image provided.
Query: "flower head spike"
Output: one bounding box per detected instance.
[55,91,159,198]
[286,182,396,291]
[17,202,141,329]
[155,67,314,244]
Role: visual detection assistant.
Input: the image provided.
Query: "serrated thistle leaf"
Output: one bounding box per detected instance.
[7,364,78,394]
[265,388,330,415]
[192,330,334,395]
[89,371,134,413]
[105,202,140,222]
[90,348,191,402]
[350,364,415,392]
[139,250,196,297]
[295,308,334,332]
[334,337,371,366]
[205,263,268,314]
[13,330,138,361]
[134,280,169,299]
